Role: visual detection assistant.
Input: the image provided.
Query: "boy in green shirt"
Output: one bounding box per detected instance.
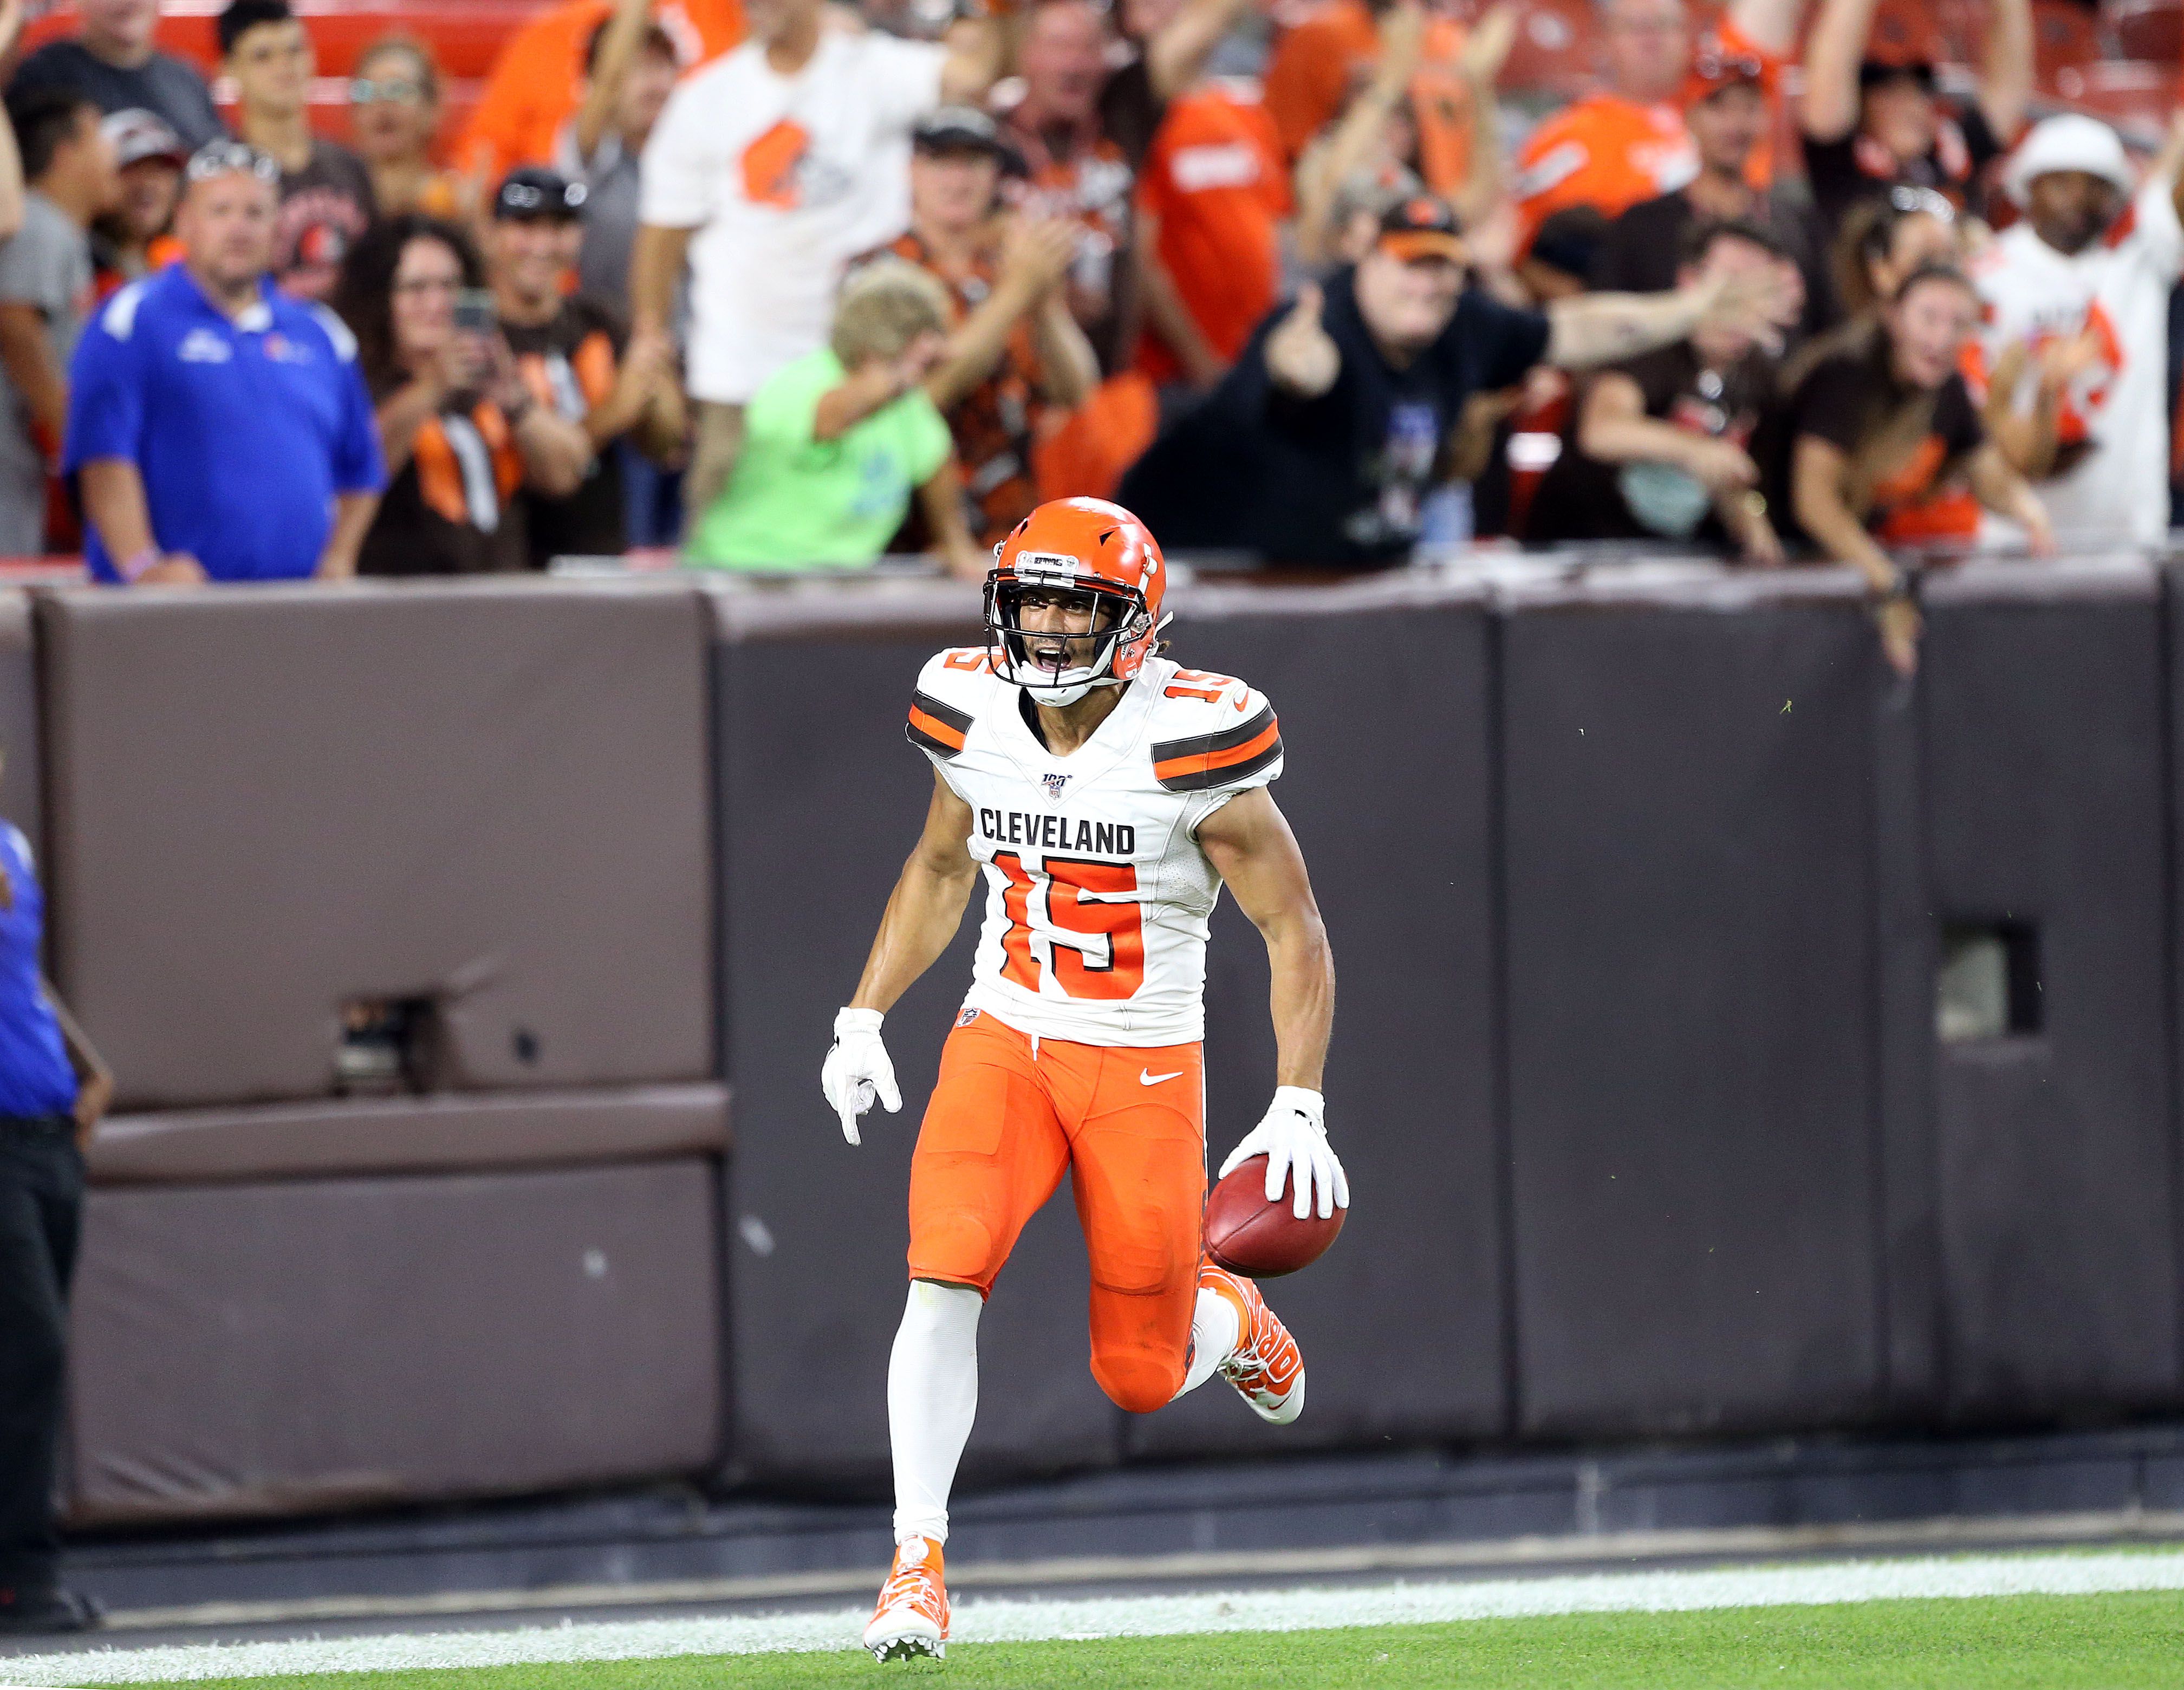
[688,260,985,576]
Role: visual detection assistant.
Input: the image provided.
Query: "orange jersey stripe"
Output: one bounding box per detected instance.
[908,704,967,752]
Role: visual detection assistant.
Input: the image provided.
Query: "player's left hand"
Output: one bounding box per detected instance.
[1219,1087,1348,1221]
[821,1007,900,1146]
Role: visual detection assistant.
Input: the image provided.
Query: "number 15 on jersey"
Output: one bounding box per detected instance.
[991,853,1146,1000]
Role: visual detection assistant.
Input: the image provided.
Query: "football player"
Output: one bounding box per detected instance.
[822,496,1346,1663]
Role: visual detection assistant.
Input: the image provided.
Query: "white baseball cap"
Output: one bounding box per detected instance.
[2003,113,2135,209]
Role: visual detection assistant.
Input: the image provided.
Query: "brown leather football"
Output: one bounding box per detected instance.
[1204,1154,1344,1277]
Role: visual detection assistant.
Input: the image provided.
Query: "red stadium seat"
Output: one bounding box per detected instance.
[22,1,556,82]
[1498,0,1600,98]
[2031,0,2105,89]
[2053,57,2174,146]
[2107,0,2182,61]
[1931,0,1987,65]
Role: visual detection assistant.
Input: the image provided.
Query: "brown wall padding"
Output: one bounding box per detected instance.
[1500,575,1891,1437]
[0,589,38,847]
[1119,578,1507,1458]
[1922,560,2180,1416]
[39,580,714,1110]
[66,1158,722,1524]
[85,1083,730,1184]
[711,581,1121,1491]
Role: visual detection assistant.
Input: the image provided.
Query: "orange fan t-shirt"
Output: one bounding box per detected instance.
[1262,0,1477,201]
[1134,80,1291,385]
[1512,18,1782,251]
[1513,94,1698,250]
[457,0,745,186]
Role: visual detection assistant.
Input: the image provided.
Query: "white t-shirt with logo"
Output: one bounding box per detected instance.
[639,31,945,404]
[1972,174,2184,547]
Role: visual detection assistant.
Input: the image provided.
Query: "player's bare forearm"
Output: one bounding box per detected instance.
[1029,291,1097,409]
[849,770,980,1015]
[1198,788,1335,1092]
[1977,0,2032,144]
[316,492,378,579]
[1261,908,1334,1090]
[939,12,1008,105]
[1792,434,1896,591]
[1799,0,1879,140]
[574,0,652,161]
[79,458,157,563]
[1545,289,1705,369]
[44,976,112,1142]
[0,303,64,438]
[629,224,694,340]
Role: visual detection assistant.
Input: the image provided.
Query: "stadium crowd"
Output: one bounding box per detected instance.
[0,0,2162,641]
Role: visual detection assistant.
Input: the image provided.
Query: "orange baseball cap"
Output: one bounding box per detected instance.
[1683,30,1768,105]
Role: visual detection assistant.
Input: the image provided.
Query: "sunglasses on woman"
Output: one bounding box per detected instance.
[350,77,425,105]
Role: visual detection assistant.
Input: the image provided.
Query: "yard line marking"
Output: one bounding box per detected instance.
[8,1548,2184,1685]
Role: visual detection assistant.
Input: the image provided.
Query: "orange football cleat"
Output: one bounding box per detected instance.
[863,1535,950,1662]
[1199,1263,1305,1424]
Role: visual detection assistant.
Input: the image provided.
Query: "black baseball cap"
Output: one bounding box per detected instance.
[494,166,588,222]
[1377,194,1465,264]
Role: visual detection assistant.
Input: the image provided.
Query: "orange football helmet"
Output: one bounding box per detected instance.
[985,498,1167,705]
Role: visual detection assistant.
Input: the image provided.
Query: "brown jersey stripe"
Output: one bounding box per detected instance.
[907,705,967,758]
[912,689,972,734]
[1153,717,1283,790]
[1156,736,1283,792]
[1151,704,1277,765]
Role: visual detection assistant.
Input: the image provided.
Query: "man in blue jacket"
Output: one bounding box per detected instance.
[64,139,384,584]
[0,765,110,1635]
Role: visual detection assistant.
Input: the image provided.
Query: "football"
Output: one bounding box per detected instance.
[1204,1154,1344,1277]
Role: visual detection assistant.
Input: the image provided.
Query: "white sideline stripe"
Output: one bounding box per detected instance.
[8,1548,2184,1685]
[85,1505,2184,1632]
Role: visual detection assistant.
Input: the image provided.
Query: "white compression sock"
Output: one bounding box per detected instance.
[887,1279,983,1545]
[1173,1284,1242,1400]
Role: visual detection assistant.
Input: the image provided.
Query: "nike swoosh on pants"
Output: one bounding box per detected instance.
[1140,1069,1184,1086]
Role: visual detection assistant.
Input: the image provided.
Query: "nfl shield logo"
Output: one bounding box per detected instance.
[1042,772,1070,801]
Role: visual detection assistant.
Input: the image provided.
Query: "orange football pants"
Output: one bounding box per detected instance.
[907,1010,1206,1414]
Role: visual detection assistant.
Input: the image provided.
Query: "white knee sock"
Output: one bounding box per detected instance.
[888,1279,983,1545]
[1172,1285,1242,1400]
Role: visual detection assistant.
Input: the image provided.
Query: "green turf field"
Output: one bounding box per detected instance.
[88,1591,2184,1690]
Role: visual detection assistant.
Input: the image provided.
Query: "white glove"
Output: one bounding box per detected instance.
[821,1007,899,1146]
[1218,1086,1348,1220]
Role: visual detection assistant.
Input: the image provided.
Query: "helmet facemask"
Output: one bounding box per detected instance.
[986,570,1153,708]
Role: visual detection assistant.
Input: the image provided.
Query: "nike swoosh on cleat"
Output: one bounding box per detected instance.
[1140,1069,1184,1086]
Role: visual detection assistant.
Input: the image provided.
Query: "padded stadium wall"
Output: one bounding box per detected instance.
[11,558,2182,1525]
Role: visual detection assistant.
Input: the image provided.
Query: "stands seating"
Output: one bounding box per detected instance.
[1496,0,1599,99]
[2051,56,2173,145]
[20,1,552,80]
[1931,0,1984,66]
[2106,0,2183,62]
[18,1,542,162]
[2032,0,2108,89]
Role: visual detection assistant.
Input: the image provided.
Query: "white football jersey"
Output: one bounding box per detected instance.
[1972,173,2184,547]
[907,648,1284,1048]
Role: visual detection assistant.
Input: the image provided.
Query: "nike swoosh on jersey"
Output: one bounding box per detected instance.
[1140,1069,1185,1086]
